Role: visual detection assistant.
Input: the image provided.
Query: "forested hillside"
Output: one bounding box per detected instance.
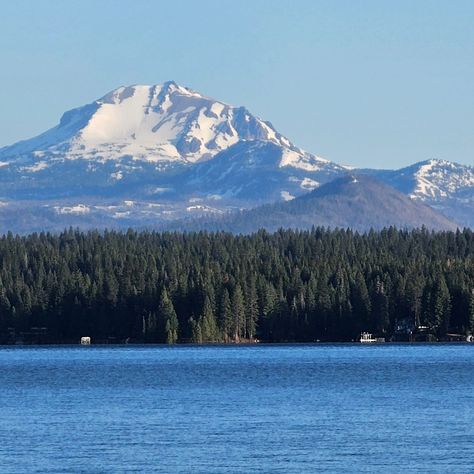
[0,227,473,343]
[167,175,458,233]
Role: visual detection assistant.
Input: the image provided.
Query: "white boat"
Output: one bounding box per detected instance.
[360,332,378,343]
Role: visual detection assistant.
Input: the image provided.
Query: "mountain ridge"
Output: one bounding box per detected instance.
[164,174,458,233]
[0,82,471,232]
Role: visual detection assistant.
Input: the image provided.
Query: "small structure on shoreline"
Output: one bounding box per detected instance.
[80,336,91,345]
[360,332,385,343]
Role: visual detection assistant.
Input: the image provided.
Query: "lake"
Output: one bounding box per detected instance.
[0,344,473,473]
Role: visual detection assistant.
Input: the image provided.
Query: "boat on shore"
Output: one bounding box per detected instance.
[360,332,385,343]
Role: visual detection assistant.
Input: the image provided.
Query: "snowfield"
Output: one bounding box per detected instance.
[0,82,323,171]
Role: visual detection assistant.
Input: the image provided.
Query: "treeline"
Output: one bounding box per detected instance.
[0,227,473,343]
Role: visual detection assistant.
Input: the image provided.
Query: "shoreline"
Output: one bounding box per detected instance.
[1,340,473,347]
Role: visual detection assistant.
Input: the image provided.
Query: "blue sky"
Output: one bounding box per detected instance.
[0,0,473,168]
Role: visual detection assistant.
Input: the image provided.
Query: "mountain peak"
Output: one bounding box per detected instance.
[163,79,178,88]
[416,158,453,168]
[0,81,315,168]
[0,83,471,233]
[98,82,200,105]
[405,159,474,202]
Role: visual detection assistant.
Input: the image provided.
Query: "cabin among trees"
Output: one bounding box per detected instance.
[0,227,472,344]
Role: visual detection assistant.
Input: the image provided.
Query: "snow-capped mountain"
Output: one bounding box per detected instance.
[367,160,474,227]
[408,159,474,201]
[0,82,471,233]
[0,81,325,170]
[368,159,474,200]
[0,82,347,232]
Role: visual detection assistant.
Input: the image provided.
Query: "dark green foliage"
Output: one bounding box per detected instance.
[469,290,474,335]
[160,289,179,344]
[219,288,233,342]
[200,295,218,342]
[0,227,473,343]
[231,285,245,342]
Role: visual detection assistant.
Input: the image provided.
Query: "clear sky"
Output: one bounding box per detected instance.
[0,0,473,168]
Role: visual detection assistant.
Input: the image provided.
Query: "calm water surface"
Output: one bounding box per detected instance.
[0,344,473,473]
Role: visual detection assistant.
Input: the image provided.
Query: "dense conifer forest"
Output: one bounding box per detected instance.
[0,227,473,344]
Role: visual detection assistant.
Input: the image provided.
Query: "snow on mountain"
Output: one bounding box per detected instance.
[408,159,474,201]
[181,140,345,203]
[0,82,471,232]
[0,81,350,233]
[164,175,459,234]
[367,159,474,202]
[366,159,474,228]
[0,81,321,172]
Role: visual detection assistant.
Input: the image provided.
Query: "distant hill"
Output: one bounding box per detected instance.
[169,174,458,233]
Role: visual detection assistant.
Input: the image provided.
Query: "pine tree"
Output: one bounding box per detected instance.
[200,295,218,342]
[231,284,245,342]
[405,272,423,328]
[158,289,179,344]
[351,272,371,332]
[469,289,474,335]
[245,277,259,340]
[219,289,233,342]
[262,283,278,319]
[145,311,158,342]
[190,317,202,344]
[431,274,451,334]
[373,278,389,334]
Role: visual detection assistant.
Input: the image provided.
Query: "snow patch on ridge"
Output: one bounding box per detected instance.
[55,204,90,215]
[279,149,330,171]
[111,171,124,180]
[300,177,320,190]
[186,204,223,213]
[22,161,49,172]
[281,191,295,201]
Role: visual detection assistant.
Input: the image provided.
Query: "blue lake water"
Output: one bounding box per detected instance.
[0,344,473,473]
